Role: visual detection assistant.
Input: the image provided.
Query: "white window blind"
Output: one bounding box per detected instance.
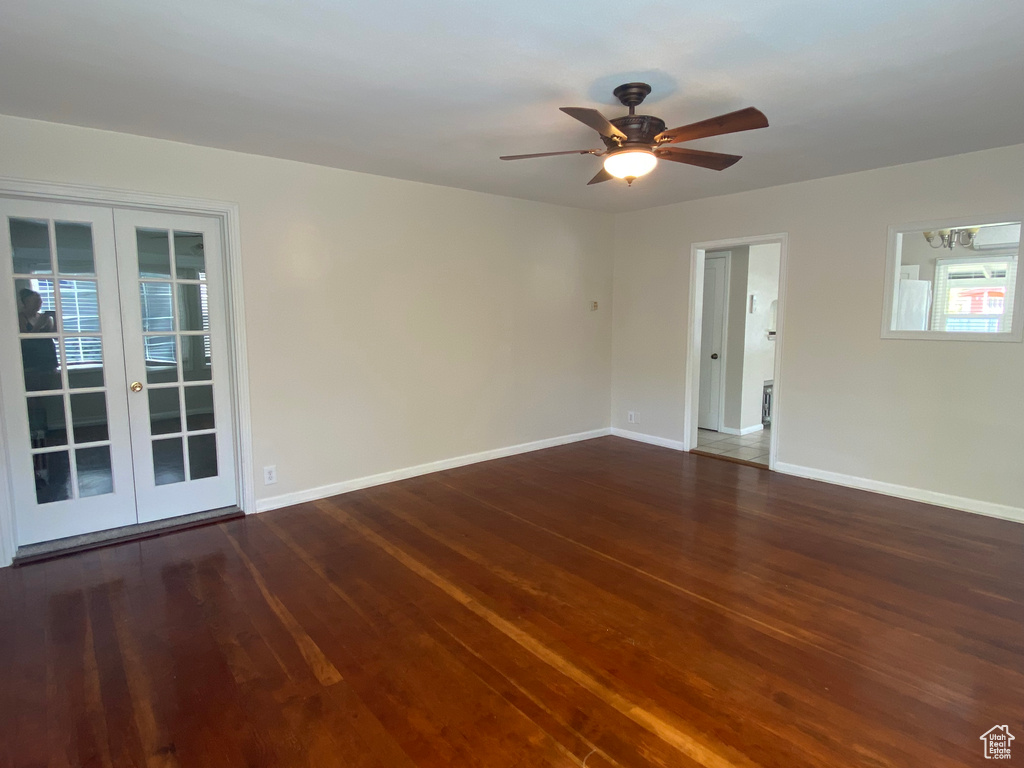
[931,254,1017,333]
[140,283,175,363]
[200,272,211,360]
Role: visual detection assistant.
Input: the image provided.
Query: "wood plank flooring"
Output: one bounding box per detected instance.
[1,436,1022,767]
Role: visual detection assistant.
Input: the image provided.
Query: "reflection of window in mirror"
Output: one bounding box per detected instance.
[883,218,1023,341]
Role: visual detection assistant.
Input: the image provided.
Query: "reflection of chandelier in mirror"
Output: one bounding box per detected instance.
[923,228,978,250]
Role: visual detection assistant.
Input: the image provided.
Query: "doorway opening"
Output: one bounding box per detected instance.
[684,234,788,468]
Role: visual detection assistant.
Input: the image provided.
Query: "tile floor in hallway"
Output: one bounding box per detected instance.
[696,427,770,466]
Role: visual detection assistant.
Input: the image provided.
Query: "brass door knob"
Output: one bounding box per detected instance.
[130,381,143,393]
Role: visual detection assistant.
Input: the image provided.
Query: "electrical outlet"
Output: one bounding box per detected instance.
[627,411,637,424]
[263,465,277,485]
[590,300,599,311]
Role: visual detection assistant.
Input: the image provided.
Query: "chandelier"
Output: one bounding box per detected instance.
[922,228,978,250]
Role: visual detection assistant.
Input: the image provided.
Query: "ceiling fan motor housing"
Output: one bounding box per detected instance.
[604,82,665,153]
[603,115,667,151]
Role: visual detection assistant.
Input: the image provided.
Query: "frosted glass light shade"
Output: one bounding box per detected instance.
[603,150,658,179]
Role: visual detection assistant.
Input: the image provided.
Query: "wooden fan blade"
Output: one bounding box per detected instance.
[560,107,628,141]
[655,147,742,171]
[500,149,601,160]
[654,107,768,144]
[587,167,613,185]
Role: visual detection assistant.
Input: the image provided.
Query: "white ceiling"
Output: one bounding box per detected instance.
[2,0,1023,212]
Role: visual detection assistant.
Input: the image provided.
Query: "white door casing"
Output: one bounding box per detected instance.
[0,179,253,568]
[1,198,242,547]
[684,234,789,469]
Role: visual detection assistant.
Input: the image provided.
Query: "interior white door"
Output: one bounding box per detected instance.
[698,255,727,431]
[0,200,138,544]
[113,210,237,523]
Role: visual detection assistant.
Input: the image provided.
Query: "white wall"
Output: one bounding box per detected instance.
[611,143,1024,514]
[2,113,1022,561]
[0,115,614,522]
[741,243,780,430]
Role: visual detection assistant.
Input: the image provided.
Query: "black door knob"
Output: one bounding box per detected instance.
[710,353,719,359]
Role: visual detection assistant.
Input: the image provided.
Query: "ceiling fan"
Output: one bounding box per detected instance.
[500,83,768,186]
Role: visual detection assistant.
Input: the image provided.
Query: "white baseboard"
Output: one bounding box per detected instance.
[609,428,686,451]
[255,428,612,513]
[719,424,764,436]
[774,461,1024,525]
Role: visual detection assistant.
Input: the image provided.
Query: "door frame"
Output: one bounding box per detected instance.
[699,251,731,433]
[0,177,254,566]
[684,233,789,469]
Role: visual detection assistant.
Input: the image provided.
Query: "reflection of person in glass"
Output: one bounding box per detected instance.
[19,289,59,390]
[19,289,61,492]
[18,288,55,334]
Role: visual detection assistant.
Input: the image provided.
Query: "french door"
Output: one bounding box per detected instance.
[0,199,237,546]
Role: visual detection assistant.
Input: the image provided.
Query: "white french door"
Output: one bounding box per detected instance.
[114,209,237,524]
[1,200,136,543]
[0,199,237,546]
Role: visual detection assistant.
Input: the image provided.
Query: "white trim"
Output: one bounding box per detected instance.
[774,462,1024,525]
[683,248,705,449]
[770,237,789,471]
[0,398,14,567]
[220,204,256,516]
[0,176,255,565]
[684,233,789,474]
[609,427,686,451]
[718,424,763,436]
[255,428,612,513]
[881,212,1024,342]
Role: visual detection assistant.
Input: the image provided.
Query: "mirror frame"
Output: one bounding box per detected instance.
[881,212,1024,342]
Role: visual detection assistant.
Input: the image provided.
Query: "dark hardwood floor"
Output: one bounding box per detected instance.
[2,436,1022,767]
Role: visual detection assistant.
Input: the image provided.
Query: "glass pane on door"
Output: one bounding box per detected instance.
[77,446,113,497]
[34,451,72,504]
[58,280,100,331]
[148,387,181,435]
[144,335,177,383]
[55,222,96,275]
[137,229,171,277]
[66,337,105,389]
[153,438,186,485]
[26,395,67,447]
[10,218,52,274]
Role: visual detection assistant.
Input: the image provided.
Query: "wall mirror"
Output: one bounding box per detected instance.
[882,215,1023,341]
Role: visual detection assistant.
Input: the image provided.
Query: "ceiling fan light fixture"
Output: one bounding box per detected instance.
[499,84,768,187]
[603,149,657,180]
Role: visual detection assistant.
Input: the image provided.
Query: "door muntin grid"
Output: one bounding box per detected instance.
[136,228,218,486]
[9,216,113,504]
